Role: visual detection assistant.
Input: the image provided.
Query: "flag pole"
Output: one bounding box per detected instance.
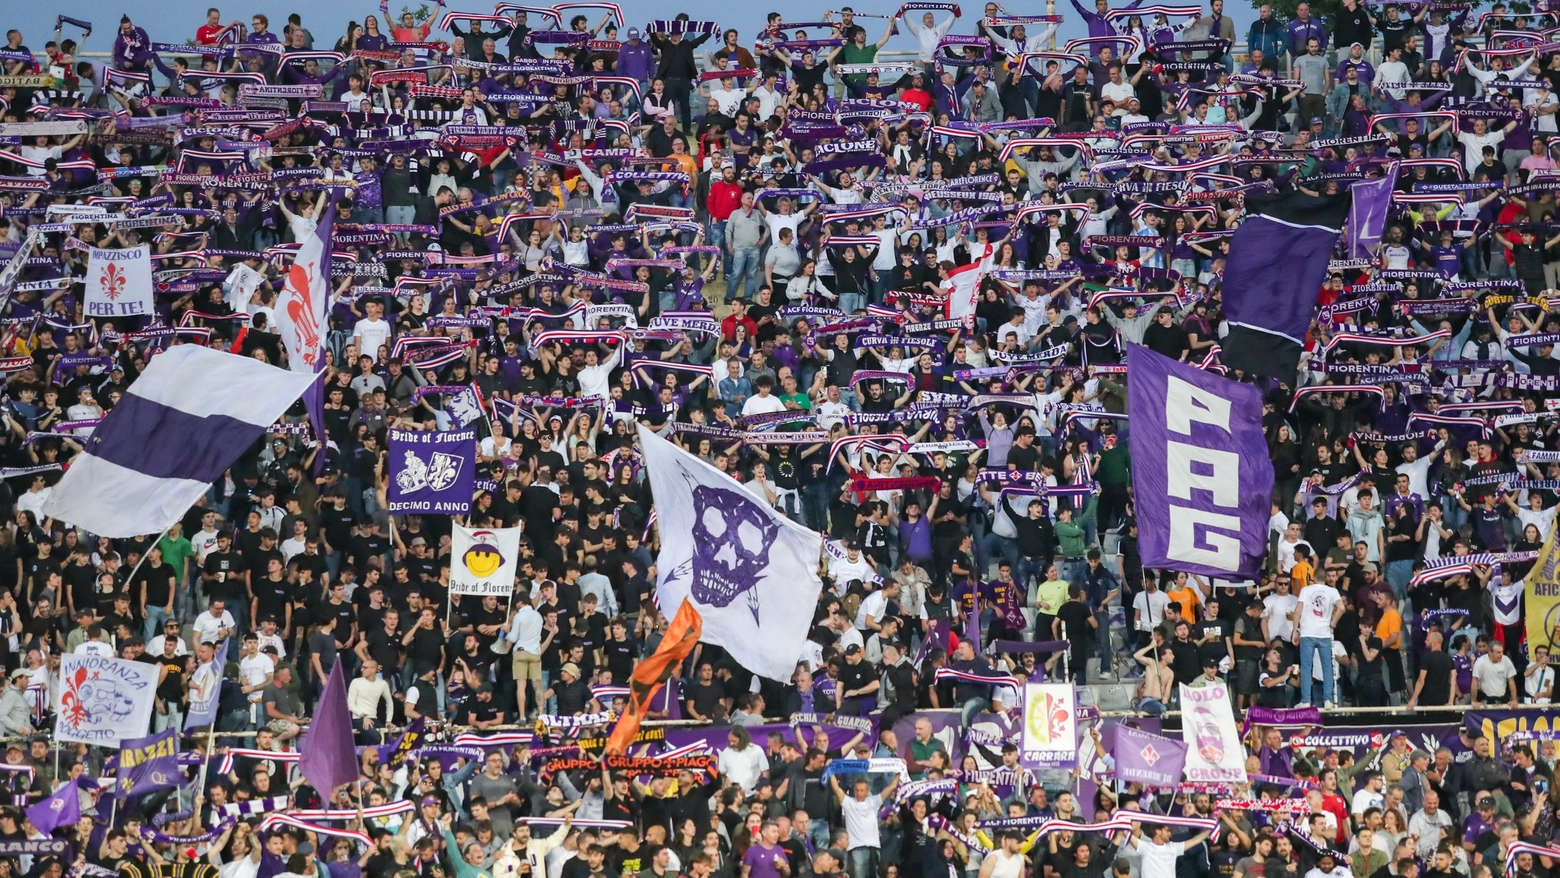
[196,720,217,800]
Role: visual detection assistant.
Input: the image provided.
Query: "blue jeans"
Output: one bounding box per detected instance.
[1387,559,1414,600]
[1016,557,1048,593]
[1094,608,1113,667]
[847,848,879,878]
[977,532,1018,575]
[728,248,761,299]
[144,605,172,641]
[960,696,987,726]
[1298,635,1335,705]
[1062,558,1088,591]
[840,291,864,316]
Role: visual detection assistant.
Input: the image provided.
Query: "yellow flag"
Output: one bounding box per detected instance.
[1524,521,1560,650]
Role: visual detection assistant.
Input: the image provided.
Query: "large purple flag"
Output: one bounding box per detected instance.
[1126,344,1274,579]
[1219,190,1352,379]
[1114,725,1188,788]
[1347,169,1396,260]
[26,779,78,834]
[298,661,358,797]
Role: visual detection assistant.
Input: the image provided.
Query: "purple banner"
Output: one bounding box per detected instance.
[116,729,180,798]
[386,428,476,514]
[1114,724,1188,788]
[1126,344,1275,579]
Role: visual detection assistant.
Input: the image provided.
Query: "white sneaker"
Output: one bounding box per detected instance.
[1296,702,1312,708]
[1323,701,1337,709]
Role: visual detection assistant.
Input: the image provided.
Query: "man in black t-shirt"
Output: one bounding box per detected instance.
[1409,627,1455,708]
[250,559,294,633]
[684,662,726,722]
[462,682,507,728]
[203,533,248,606]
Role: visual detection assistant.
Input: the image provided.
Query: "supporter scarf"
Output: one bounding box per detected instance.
[411,745,487,762]
[142,817,236,846]
[452,731,534,748]
[217,748,301,775]
[821,758,909,779]
[258,814,371,845]
[850,475,943,493]
[1217,798,1311,813]
[928,814,987,851]
[293,801,416,821]
[934,667,1021,687]
[1126,812,1221,840]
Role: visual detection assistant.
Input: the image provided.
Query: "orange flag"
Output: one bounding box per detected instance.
[605,599,703,757]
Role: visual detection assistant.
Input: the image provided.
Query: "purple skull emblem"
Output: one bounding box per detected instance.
[685,483,777,623]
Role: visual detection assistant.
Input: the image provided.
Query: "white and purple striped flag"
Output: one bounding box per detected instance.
[41,346,317,537]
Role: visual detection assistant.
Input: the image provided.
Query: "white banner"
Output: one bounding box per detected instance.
[84,245,152,318]
[637,422,822,681]
[54,654,159,746]
[450,524,522,596]
[1020,682,1078,770]
[1178,681,1246,782]
[0,121,88,137]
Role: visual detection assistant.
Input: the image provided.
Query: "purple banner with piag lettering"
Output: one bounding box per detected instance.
[1126,344,1275,579]
[387,428,475,514]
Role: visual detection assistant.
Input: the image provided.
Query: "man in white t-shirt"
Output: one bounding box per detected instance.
[740,376,788,417]
[192,600,236,646]
[1291,578,1343,708]
[190,511,223,564]
[1350,771,1386,820]
[1456,117,1518,176]
[829,543,877,593]
[352,299,393,362]
[576,343,622,400]
[1261,579,1298,643]
[238,633,276,720]
[1472,640,1519,708]
[1132,576,1171,635]
[1132,824,1211,878]
[830,772,900,877]
[1275,522,1313,573]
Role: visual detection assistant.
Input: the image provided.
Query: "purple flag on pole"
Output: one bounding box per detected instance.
[116,729,180,798]
[1219,190,1351,379]
[26,779,78,834]
[1113,724,1188,788]
[298,661,358,797]
[1347,169,1396,260]
[1126,344,1274,580]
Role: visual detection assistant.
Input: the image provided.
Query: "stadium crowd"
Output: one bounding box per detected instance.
[1,4,1560,878]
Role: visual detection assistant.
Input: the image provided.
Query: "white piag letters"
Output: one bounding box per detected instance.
[1165,376,1242,569]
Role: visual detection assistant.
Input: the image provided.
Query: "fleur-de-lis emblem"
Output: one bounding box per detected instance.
[100,263,127,300]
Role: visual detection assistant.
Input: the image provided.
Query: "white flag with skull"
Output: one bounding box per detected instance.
[637,423,823,681]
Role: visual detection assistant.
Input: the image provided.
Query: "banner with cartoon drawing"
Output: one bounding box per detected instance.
[55,654,159,746]
[450,524,522,596]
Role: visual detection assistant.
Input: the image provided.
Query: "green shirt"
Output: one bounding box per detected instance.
[1096,445,1131,488]
[840,44,878,85]
[157,535,194,585]
[1054,496,1098,559]
[1035,578,1070,616]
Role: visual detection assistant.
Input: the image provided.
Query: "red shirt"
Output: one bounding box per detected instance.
[901,87,933,112]
[707,181,745,222]
[195,24,226,45]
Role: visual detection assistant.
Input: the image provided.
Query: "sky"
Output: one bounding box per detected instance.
[8,1,1263,67]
